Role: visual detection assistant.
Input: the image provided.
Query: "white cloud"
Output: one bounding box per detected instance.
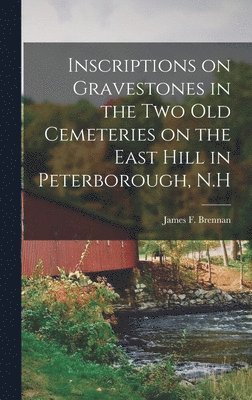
[22,0,252,42]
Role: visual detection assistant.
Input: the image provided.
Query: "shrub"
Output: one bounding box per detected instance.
[244,241,252,261]
[22,263,123,363]
[139,359,184,400]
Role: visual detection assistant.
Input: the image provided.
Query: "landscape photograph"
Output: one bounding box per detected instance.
[22,239,252,399]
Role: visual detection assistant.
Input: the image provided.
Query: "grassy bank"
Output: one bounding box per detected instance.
[190,369,252,400]
[22,331,144,400]
[22,331,252,400]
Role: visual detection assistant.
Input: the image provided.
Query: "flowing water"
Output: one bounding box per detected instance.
[117,309,252,379]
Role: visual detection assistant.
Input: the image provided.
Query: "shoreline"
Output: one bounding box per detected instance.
[115,303,252,318]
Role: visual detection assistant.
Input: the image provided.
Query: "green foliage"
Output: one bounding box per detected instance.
[23,331,252,400]
[22,264,123,364]
[22,331,144,400]
[139,360,184,400]
[244,241,252,261]
[183,369,252,400]
[22,331,184,400]
[24,62,252,238]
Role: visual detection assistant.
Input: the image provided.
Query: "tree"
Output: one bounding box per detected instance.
[139,240,164,261]
[220,240,229,267]
[231,240,239,261]
[140,62,252,239]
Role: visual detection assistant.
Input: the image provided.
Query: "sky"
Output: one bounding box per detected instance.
[22,0,252,42]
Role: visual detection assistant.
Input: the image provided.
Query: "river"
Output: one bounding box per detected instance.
[117,309,252,380]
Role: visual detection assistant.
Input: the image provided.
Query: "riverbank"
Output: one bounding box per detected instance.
[116,284,252,316]
[115,260,252,314]
[116,302,252,318]
[22,331,143,400]
[22,331,252,400]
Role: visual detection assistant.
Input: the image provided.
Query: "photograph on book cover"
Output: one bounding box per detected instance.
[22,1,252,399]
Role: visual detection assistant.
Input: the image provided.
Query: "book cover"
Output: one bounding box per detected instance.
[21,1,252,399]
